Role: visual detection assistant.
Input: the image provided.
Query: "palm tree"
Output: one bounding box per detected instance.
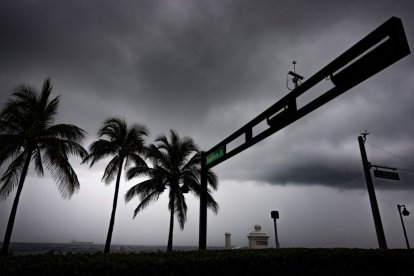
[0,79,87,255]
[125,130,219,252]
[82,117,148,253]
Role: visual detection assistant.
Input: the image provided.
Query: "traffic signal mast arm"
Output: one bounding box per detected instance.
[200,16,410,251]
[204,16,410,169]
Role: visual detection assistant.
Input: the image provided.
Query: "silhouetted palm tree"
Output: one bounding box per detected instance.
[83,117,148,253]
[0,79,87,255]
[125,130,218,252]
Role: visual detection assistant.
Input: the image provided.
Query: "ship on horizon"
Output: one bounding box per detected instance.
[70,240,93,245]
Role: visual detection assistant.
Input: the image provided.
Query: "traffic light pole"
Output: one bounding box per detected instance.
[358,135,387,249]
[199,152,208,250]
[198,17,409,250]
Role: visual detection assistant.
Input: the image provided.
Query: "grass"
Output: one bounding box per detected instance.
[1,248,413,275]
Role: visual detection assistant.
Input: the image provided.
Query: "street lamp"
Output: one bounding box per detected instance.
[271,210,280,249]
[397,204,410,249]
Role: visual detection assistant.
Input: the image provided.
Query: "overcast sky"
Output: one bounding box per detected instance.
[1,0,414,249]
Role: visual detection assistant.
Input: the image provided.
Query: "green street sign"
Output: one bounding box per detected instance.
[374,169,400,181]
[206,147,226,165]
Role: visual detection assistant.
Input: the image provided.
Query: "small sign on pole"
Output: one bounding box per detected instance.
[373,169,400,181]
[206,146,226,165]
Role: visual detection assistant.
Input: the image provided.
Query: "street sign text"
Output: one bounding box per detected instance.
[206,147,226,165]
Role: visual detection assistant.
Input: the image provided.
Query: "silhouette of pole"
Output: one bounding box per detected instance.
[273,219,280,248]
[271,210,280,248]
[358,135,387,249]
[199,151,208,250]
[397,204,410,249]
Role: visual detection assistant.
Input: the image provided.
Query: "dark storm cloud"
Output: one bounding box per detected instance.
[1,0,413,190]
[0,0,391,113]
[131,0,361,115]
[259,152,414,190]
[0,1,164,108]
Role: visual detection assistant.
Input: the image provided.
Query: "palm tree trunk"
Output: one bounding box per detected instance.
[104,158,123,254]
[1,150,32,255]
[167,198,174,252]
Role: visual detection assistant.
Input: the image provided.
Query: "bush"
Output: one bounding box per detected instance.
[1,248,413,275]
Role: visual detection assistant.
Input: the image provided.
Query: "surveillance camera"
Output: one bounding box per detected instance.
[288,71,304,80]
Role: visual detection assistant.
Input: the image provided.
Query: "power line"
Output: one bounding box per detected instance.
[365,142,414,174]
[366,141,414,166]
[398,168,414,174]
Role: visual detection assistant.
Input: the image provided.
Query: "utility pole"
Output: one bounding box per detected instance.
[199,151,208,250]
[358,133,387,249]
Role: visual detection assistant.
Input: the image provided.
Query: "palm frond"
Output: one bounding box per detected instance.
[0,134,24,167]
[126,164,151,180]
[177,136,198,168]
[206,190,219,214]
[125,178,163,202]
[33,147,44,176]
[154,133,170,150]
[102,156,120,184]
[184,176,219,215]
[41,95,59,126]
[0,152,27,199]
[38,79,58,125]
[147,145,172,171]
[127,123,149,142]
[153,164,171,178]
[42,124,86,142]
[42,143,80,199]
[124,153,147,171]
[175,192,188,229]
[82,139,118,167]
[39,79,53,106]
[181,152,200,171]
[98,117,126,141]
[1,84,37,125]
[40,137,88,160]
[132,190,160,217]
[182,172,199,193]
[48,159,80,199]
[124,182,143,202]
[12,84,37,101]
[206,169,218,191]
[0,115,23,134]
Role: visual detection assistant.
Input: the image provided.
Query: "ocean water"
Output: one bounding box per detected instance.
[2,243,224,255]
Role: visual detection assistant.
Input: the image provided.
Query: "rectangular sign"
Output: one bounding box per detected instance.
[373,169,400,180]
[206,147,226,165]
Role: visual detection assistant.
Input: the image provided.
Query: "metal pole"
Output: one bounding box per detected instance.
[358,136,387,249]
[199,151,208,250]
[397,205,410,249]
[273,218,280,249]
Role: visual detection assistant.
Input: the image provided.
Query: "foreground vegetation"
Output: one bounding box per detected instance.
[1,248,413,275]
